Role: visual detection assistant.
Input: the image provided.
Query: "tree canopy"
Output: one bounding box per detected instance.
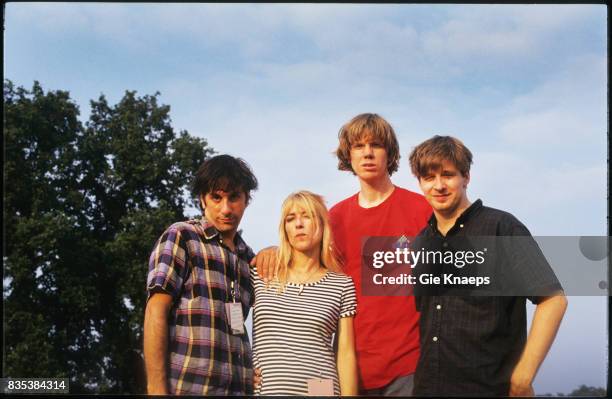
[3,80,213,393]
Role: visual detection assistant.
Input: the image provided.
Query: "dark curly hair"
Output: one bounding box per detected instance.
[192,154,258,211]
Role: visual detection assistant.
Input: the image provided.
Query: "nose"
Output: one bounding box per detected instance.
[220,198,232,215]
[363,144,374,157]
[294,216,304,228]
[433,176,445,191]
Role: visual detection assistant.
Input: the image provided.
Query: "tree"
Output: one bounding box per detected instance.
[568,385,606,397]
[3,80,214,393]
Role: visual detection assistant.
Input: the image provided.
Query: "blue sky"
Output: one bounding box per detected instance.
[4,3,607,394]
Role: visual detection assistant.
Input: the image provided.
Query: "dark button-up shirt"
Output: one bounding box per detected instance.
[147,217,255,395]
[413,199,562,396]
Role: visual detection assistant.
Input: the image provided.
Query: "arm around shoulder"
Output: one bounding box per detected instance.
[250,246,279,282]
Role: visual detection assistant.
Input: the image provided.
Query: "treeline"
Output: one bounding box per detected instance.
[3,80,213,393]
[542,384,606,397]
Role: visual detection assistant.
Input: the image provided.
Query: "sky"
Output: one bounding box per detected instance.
[4,3,608,395]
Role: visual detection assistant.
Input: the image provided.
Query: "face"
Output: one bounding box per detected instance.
[349,134,389,182]
[201,189,248,236]
[284,204,323,253]
[418,160,470,219]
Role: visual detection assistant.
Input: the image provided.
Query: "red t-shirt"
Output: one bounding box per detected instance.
[329,186,432,390]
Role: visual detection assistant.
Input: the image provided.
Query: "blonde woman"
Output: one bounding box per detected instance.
[251,191,358,395]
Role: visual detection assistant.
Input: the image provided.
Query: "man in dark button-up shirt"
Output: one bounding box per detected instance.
[408,136,567,397]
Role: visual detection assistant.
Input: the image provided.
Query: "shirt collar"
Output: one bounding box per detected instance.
[198,216,249,255]
[427,199,484,233]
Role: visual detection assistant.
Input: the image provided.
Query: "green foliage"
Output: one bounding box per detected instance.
[3,80,214,393]
[568,384,606,396]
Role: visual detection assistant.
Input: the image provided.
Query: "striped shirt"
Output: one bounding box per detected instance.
[251,268,357,395]
[146,217,255,395]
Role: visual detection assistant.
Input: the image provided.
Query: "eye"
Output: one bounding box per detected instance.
[352,143,364,149]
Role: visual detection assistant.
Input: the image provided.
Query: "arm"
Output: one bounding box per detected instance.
[509,293,568,396]
[250,246,279,283]
[336,317,358,396]
[144,292,173,395]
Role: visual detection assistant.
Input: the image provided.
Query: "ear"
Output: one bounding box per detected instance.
[200,194,207,210]
[463,172,470,188]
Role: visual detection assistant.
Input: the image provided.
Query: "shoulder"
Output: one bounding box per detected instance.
[477,205,531,236]
[250,265,262,282]
[391,186,433,222]
[167,219,200,232]
[159,220,200,240]
[394,186,430,207]
[329,193,358,216]
[326,271,354,286]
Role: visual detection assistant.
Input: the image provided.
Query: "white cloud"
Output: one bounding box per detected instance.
[497,53,606,148]
[470,151,606,235]
[422,5,601,60]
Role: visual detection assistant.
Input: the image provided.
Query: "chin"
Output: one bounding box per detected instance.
[216,224,236,232]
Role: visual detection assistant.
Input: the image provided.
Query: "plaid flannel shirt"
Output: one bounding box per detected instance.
[147,217,255,395]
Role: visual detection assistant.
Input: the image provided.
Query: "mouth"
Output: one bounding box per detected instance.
[294,233,307,239]
[433,194,450,202]
[219,218,234,224]
[362,163,376,168]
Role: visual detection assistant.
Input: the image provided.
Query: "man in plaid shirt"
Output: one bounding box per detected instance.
[143,154,259,395]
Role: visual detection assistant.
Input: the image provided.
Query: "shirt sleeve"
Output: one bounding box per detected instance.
[146,224,189,301]
[340,277,357,318]
[500,216,563,304]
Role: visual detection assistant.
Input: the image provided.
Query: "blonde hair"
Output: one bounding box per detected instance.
[274,191,343,293]
[335,113,400,176]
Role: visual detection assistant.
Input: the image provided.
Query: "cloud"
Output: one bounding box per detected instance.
[421,5,602,59]
[497,53,606,149]
[470,151,606,235]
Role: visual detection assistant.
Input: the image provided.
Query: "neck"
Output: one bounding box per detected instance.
[220,230,237,250]
[358,175,395,208]
[290,248,322,274]
[434,198,471,235]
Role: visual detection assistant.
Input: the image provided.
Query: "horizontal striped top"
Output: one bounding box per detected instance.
[251,268,357,396]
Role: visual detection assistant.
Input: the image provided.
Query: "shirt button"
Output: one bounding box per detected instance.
[459,224,464,228]
[436,304,442,310]
[442,242,448,248]
[432,336,438,342]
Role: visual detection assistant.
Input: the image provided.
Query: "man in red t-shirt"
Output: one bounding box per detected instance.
[254,113,431,395]
[328,113,431,394]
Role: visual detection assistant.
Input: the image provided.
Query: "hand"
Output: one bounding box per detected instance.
[509,366,535,397]
[254,368,262,389]
[250,246,278,284]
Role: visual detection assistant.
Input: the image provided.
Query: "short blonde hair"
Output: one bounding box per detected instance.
[274,191,343,293]
[335,113,400,176]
